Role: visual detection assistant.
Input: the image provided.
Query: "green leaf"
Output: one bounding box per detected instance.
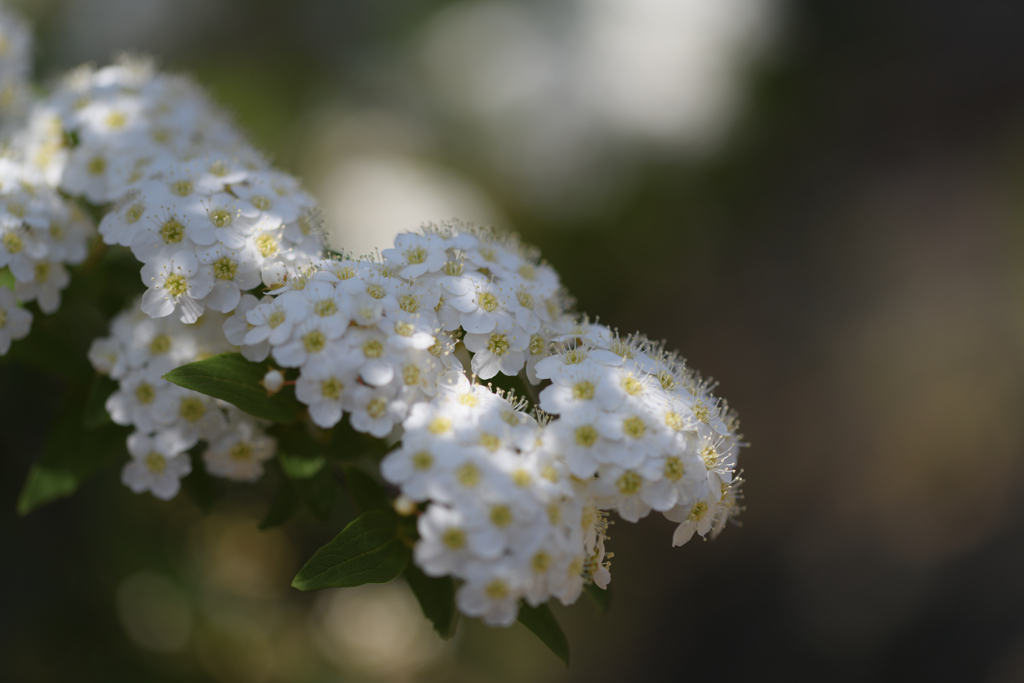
[279,452,336,520]
[517,601,569,666]
[404,564,458,639]
[163,353,303,423]
[584,582,610,615]
[279,452,327,480]
[343,466,391,513]
[258,477,300,530]
[292,510,411,591]
[18,403,129,515]
[82,374,118,429]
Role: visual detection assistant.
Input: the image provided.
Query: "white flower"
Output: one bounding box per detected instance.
[664,496,718,546]
[140,250,214,323]
[186,192,260,249]
[106,366,178,432]
[0,287,31,354]
[273,316,346,374]
[414,504,476,577]
[463,319,529,379]
[121,430,193,500]
[203,417,277,482]
[197,242,260,313]
[380,436,464,501]
[344,383,406,438]
[245,290,307,345]
[381,233,447,279]
[294,364,355,429]
[446,276,512,334]
[456,560,525,627]
[14,259,69,313]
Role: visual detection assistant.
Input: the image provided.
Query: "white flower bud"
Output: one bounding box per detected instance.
[261,368,285,396]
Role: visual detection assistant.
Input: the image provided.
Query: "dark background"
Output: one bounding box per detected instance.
[2,0,1024,681]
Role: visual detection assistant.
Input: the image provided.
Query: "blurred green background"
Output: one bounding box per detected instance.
[3,0,1024,680]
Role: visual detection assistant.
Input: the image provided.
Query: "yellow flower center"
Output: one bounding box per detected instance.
[664,456,684,481]
[164,273,188,297]
[267,310,286,328]
[572,381,595,400]
[405,246,427,264]
[574,425,598,447]
[456,462,481,487]
[87,156,106,175]
[250,195,272,211]
[159,218,185,245]
[477,291,499,312]
[314,299,337,317]
[145,452,166,474]
[212,256,237,281]
[428,417,451,434]
[412,451,434,471]
[623,416,646,439]
[321,377,344,400]
[616,470,642,495]
[486,333,510,356]
[303,330,326,353]
[134,382,155,405]
[209,208,233,228]
[170,179,193,196]
[362,339,384,358]
[229,442,253,461]
[149,335,172,355]
[489,505,513,528]
[180,397,206,422]
[3,232,22,253]
[442,528,466,550]
[366,397,388,419]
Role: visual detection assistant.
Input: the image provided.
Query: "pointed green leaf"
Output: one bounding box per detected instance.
[343,466,391,513]
[404,564,458,639]
[517,601,569,666]
[292,510,411,591]
[584,582,610,615]
[18,402,129,515]
[163,353,302,423]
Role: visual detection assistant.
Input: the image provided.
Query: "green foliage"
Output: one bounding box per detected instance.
[17,399,129,515]
[343,465,391,513]
[405,564,458,640]
[517,601,570,666]
[258,473,301,530]
[584,582,610,615]
[278,452,336,520]
[163,353,303,423]
[292,510,412,591]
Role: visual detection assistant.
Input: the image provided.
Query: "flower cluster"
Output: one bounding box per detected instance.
[88,304,277,499]
[14,55,324,324]
[381,373,602,626]
[0,159,95,353]
[0,11,750,631]
[228,225,574,438]
[535,331,744,546]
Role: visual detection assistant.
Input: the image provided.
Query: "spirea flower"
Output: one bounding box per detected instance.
[89,300,278,499]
